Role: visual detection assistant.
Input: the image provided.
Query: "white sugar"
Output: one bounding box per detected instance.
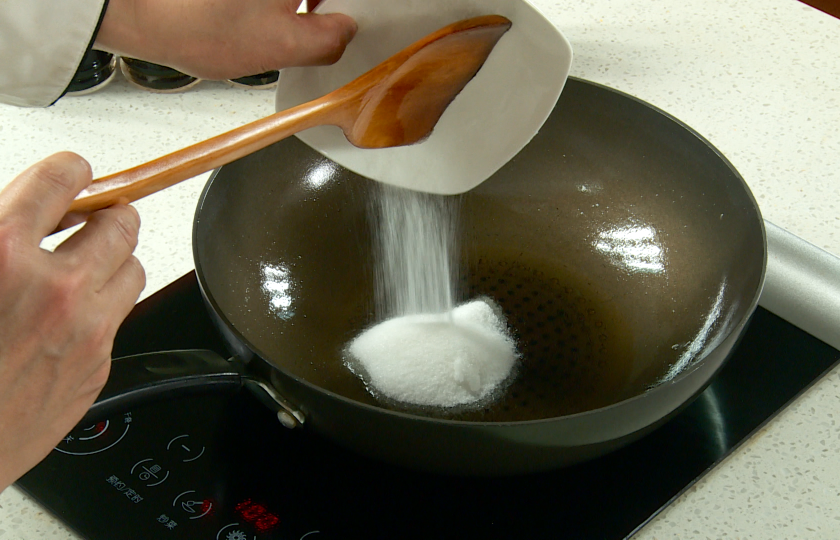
[348,185,518,409]
[371,184,458,318]
[347,298,517,408]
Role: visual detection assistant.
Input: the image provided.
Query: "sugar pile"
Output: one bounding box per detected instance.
[347,184,518,409]
[346,298,517,408]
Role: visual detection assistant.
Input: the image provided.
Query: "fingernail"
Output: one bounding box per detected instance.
[57,152,93,181]
[127,204,141,227]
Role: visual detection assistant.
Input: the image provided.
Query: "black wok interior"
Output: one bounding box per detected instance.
[194,78,765,425]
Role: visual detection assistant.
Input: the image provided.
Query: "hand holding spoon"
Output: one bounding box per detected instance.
[67,15,512,216]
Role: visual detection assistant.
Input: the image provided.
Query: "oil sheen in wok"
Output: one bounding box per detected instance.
[430,256,638,421]
[337,251,640,422]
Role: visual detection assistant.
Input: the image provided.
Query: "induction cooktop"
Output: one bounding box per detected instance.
[16,271,840,540]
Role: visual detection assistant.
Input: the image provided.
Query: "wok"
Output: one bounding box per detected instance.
[93,78,766,475]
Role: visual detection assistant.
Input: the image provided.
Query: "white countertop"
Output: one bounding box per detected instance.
[1,0,838,537]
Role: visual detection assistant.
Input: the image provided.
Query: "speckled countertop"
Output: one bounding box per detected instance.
[0,0,838,538]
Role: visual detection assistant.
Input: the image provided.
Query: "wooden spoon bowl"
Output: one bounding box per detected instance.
[68,15,512,216]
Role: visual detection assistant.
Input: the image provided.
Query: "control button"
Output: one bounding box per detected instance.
[131,458,170,487]
[56,413,132,456]
[216,523,255,540]
[78,420,109,441]
[173,490,214,520]
[166,434,206,462]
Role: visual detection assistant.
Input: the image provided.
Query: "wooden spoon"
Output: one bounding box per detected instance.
[68,15,512,215]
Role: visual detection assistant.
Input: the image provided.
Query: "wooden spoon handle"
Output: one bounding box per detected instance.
[68,97,338,216]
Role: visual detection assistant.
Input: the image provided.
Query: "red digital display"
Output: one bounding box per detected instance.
[234,499,281,534]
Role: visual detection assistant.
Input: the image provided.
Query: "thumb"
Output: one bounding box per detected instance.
[287,13,358,66]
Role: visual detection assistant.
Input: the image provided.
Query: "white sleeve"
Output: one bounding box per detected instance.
[0,0,107,107]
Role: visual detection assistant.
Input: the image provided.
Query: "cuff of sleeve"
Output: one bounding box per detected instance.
[0,0,108,107]
[54,0,111,105]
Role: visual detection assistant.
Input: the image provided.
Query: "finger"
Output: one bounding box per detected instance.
[51,211,91,235]
[54,204,141,289]
[97,254,146,323]
[287,12,357,66]
[0,152,92,243]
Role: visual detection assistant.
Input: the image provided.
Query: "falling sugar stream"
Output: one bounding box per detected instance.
[371,184,461,318]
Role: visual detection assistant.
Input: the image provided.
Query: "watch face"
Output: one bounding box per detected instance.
[227,71,280,89]
[119,57,201,93]
[66,49,118,96]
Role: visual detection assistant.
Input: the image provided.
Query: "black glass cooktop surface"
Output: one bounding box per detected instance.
[16,272,840,540]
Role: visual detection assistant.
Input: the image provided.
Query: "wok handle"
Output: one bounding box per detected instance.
[82,349,243,424]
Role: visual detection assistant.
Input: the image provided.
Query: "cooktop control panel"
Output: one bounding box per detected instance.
[25,392,328,540]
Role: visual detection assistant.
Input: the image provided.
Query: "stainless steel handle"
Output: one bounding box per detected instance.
[760,221,840,351]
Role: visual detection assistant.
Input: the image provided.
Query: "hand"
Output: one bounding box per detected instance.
[0,153,145,491]
[95,0,358,80]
